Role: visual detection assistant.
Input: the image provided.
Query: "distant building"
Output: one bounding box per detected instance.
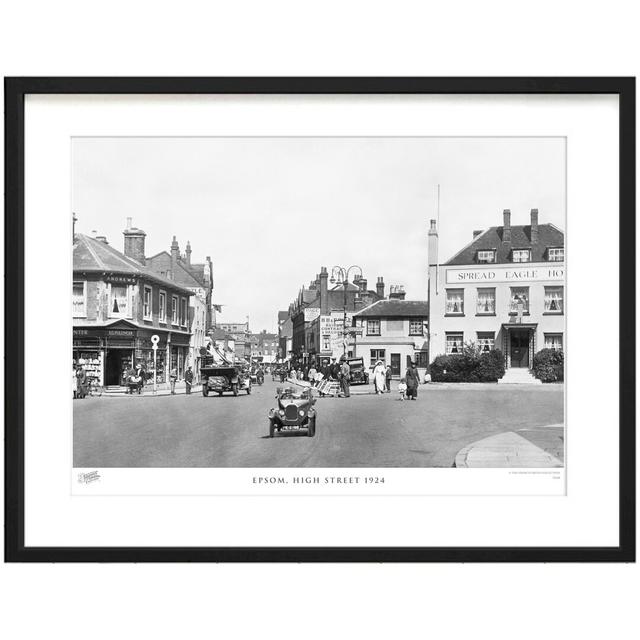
[249,330,279,364]
[277,310,293,361]
[216,321,250,362]
[73,223,192,386]
[427,208,565,382]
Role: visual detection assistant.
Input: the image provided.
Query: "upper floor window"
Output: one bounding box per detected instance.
[544,286,564,314]
[172,295,178,323]
[73,281,86,317]
[367,319,381,336]
[477,250,496,264]
[476,288,495,315]
[512,249,531,263]
[409,319,424,336]
[445,289,464,315]
[109,284,131,318]
[509,287,529,313]
[548,247,564,262]
[143,286,152,320]
[180,298,187,326]
[159,291,166,323]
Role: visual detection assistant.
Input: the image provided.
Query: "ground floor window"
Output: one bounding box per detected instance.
[544,333,563,351]
[370,349,386,367]
[477,331,495,352]
[445,332,463,355]
[415,351,429,367]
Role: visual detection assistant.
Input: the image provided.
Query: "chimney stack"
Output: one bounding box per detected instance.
[530,208,539,244]
[389,285,406,300]
[319,266,329,314]
[502,209,511,243]
[123,219,146,264]
[428,219,439,267]
[185,240,192,266]
[359,277,368,291]
[170,236,180,276]
[376,276,385,298]
[473,229,483,239]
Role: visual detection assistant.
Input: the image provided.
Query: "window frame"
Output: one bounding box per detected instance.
[366,319,381,336]
[509,286,530,314]
[369,348,386,367]
[543,285,564,315]
[171,295,178,324]
[512,248,532,263]
[108,283,132,319]
[180,297,187,327]
[548,247,564,262]
[477,249,496,264]
[72,280,87,318]
[477,331,496,353]
[158,290,167,324]
[476,287,496,315]
[445,332,464,355]
[143,285,153,320]
[445,288,465,316]
[408,318,424,336]
[544,333,564,351]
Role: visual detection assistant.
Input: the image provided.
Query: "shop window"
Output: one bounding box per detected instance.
[445,289,464,315]
[544,286,564,313]
[548,247,564,262]
[509,287,529,313]
[477,250,496,264]
[73,281,86,317]
[109,284,131,318]
[544,333,563,351]
[477,331,495,352]
[409,319,424,336]
[367,319,381,335]
[370,349,386,367]
[512,249,531,263]
[476,288,496,314]
[159,291,166,323]
[143,286,152,320]
[446,332,463,355]
[172,295,178,324]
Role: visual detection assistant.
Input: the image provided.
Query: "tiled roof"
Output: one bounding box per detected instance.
[353,300,429,318]
[278,310,289,323]
[445,223,564,265]
[73,234,193,295]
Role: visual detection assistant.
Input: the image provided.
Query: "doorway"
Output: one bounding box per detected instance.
[105,350,125,385]
[510,331,530,368]
[391,353,401,377]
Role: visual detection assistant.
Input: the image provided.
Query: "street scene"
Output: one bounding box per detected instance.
[72,137,565,470]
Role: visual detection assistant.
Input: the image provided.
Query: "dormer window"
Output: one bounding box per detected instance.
[477,250,496,264]
[548,247,564,262]
[512,249,531,263]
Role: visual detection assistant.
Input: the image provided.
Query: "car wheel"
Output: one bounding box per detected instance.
[269,419,275,438]
[307,416,316,437]
[202,386,209,397]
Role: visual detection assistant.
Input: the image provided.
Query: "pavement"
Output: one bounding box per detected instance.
[74,378,564,468]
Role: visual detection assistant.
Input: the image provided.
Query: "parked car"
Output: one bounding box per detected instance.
[268,386,316,437]
[347,357,369,385]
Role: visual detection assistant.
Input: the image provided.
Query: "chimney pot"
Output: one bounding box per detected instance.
[502,209,512,243]
[376,277,385,298]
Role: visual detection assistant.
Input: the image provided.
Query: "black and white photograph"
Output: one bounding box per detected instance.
[72,136,565,472]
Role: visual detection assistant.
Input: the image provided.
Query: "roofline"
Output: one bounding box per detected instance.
[352,299,383,317]
[443,227,492,265]
[73,267,193,295]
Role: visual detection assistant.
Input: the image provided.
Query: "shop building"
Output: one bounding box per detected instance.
[73,225,193,387]
[215,321,251,362]
[352,298,429,378]
[427,208,565,381]
[277,310,293,361]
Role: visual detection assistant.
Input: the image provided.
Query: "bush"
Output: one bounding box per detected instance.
[532,348,564,382]
[430,347,505,383]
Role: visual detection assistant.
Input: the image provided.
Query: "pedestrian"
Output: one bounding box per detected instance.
[185,366,193,394]
[169,366,178,394]
[134,363,144,394]
[308,364,317,386]
[72,363,78,399]
[76,361,87,399]
[339,358,351,397]
[398,377,407,401]
[385,364,392,393]
[329,357,340,380]
[373,360,386,395]
[405,361,420,400]
[320,359,330,380]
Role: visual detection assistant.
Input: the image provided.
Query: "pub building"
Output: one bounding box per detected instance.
[427,209,565,382]
[73,224,193,387]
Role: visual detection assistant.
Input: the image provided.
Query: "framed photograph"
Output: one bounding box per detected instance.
[5,77,635,562]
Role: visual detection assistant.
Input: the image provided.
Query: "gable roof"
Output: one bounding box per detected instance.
[73,234,192,295]
[353,300,429,318]
[446,223,564,265]
[145,251,204,289]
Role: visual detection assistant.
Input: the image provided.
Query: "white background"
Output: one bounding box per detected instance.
[1,1,638,640]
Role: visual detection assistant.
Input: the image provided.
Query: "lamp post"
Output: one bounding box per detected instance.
[330,265,363,357]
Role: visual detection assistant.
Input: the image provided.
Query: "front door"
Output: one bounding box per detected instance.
[105,350,123,385]
[391,353,401,377]
[510,331,529,368]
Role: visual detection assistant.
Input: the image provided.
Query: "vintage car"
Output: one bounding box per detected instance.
[347,357,369,385]
[201,364,251,396]
[268,387,316,437]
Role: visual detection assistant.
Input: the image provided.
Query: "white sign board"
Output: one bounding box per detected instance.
[304,308,321,322]
[446,265,565,285]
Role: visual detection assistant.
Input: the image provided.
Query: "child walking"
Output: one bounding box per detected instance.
[398,378,407,401]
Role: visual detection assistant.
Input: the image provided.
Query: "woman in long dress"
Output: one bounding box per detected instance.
[373,360,386,395]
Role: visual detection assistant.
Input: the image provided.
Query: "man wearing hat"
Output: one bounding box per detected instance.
[339,356,351,398]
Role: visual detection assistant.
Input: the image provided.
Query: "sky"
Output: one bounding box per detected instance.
[72,137,566,332]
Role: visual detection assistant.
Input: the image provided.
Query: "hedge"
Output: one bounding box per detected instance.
[430,348,505,383]
[532,348,564,382]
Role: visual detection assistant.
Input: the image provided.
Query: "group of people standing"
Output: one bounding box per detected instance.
[372,360,422,400]
[288,357,352,397]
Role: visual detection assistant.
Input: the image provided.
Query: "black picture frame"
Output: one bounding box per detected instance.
[4,77,635,563]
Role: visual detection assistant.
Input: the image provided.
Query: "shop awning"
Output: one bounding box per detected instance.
[501,322,538,330]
